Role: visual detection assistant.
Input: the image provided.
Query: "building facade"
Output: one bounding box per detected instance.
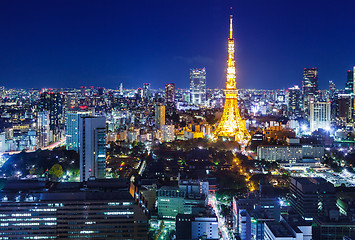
[310,101,331,132]
[257,145,324,162]
[288,85,302,118]
[165,83,175,104]
[155,104,165,130]
[66,108,93,151]
[0,179,148,239]
[345,68,354,94]
[190,68,207,106]
[37,111,50,148]
[162,124,175,142]
[337,94,352,121]
[302,68,318,115]
[79,116,106,181]
[39,91,64,140]
[289,177,336,221]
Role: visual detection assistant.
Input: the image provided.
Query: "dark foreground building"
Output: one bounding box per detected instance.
[0,179,148,239]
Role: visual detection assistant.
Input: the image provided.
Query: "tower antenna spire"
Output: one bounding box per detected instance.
[229,7,233,39]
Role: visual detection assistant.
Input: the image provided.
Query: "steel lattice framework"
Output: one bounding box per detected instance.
[212,10,251,143]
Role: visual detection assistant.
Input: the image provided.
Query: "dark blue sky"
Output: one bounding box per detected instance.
[0,0,354,90]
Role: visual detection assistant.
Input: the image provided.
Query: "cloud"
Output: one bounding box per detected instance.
[173,55,214,65]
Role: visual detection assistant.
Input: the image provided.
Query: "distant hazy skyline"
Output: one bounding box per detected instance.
[0,0,354,90]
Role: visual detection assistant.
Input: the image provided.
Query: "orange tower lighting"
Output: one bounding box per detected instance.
[212,8,251,143]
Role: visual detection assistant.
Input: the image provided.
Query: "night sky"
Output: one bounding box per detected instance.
[0,0,354,90]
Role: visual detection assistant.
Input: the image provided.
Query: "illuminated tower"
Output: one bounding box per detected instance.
[212,9,250,143]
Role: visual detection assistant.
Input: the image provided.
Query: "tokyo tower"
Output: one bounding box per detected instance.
[212,9,251,143]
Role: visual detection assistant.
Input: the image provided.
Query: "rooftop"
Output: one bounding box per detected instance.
[266,220,295,237]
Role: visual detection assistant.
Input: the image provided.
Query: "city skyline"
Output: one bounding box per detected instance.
[0,6,355,238]
[0,0,355,90]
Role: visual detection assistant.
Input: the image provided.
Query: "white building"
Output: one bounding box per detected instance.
[79,116,106,181]
[257,145,324,162]
[191,217,219,239]
[190,68,207,106]
[264,218,312,240]
[37,111,50,148]
[310,101,331,133]
[0,133,5,152]
[162,125,175,142]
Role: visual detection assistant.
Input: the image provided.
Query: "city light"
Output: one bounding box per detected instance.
[0,2,353,240]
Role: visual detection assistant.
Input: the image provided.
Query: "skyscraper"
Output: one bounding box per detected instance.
[288,85,302,117]
[212,9,250,143]
[302,68,318,115]
[39,91,64,140]
[329,80,336,94]
[344,67,355,118]
[165,83,175,104]
[337,94,352,120]
[119,83,123,96]
[66,108,93,151]
[345,68,354,94]
[310,101,331,132]
[155,104,165,130]
[37,111,50,148]
[79,116,106,181]
[190,68,206,106]
[143,83,151,99]
[303,68,318,97]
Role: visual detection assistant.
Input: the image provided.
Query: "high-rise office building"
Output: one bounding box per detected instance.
[303,68,318,97]
[137,88,144,99]
[310,101,331,132]
[66,108,93,151]
[37,111,50,148]
[155,104,165,130]
[288,85,302,117]
[345,67,355,118]
[302,68,318,114]
[79,116,106,181]
[143,83,151,99]
[329,81,337,120]
[39,91,64,139]
[119,83,123,95]
[345,68,354,94]
[0,179,148,239]
[65,92,79,110]
[337,94,352,120]
[190,68,206,106]
[165,83,175,104]
[289,177,336,221]
[162,124,175,142]
[329,80,336,96]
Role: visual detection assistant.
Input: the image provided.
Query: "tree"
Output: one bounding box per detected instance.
[48,164,63,181]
